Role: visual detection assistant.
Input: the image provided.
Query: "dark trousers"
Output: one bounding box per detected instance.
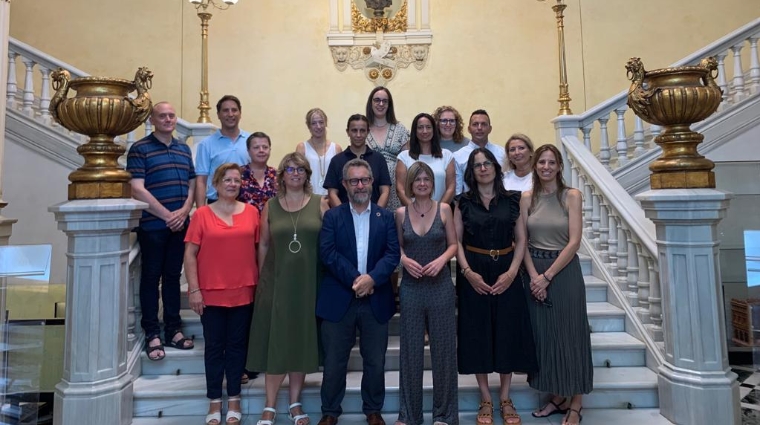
[138,227,186,342]
[201,304,253,399]
[320,297,389,417]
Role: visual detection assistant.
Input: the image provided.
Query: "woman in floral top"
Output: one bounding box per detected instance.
[238,132,277,211]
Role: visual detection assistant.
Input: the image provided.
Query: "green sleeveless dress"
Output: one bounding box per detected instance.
[246,195,322,374]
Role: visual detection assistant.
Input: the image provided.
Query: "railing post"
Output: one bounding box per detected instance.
[598,200,610,263]
[598,117,611,170]
[625,234,640,304]
[21,57,34,116]
[731,42,746,103]
[633,117,645,157]
[581,122,593,151]
[716,52,730,110]
[638,189,738,425]
[616,221,629,292]
[614,107,629,166]
[38,65,51,124]
[606,211,618,274]
[581,174,593,240]
[635,244,651,321]
[749,35,760,95]
[49,199,148,425]
[6,51,16,109]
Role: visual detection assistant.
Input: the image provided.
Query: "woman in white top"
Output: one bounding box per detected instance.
[502,133,535,192]
[396,113,455,205]
[296,108,342,196]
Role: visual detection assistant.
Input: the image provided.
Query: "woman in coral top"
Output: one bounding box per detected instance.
[185,162,260,425]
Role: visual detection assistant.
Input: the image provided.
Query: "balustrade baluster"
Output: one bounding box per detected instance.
[731,43,746,103]
[598,117,611,170]
[616,222,629,292]
[144,120,153,137]
[636,244,651,319]
[591,192,601,251]
[614,107,629,167]
[749,35,760,95]
[716,52,730,109]
[7,52,17,109]
[38,66,52,124]
[581,122,593,151]
[581,175,594,240]
[633,117,645,157]
[648,258,663,342]
[598,201,609,264]
[649,124,662,150]
[570,163,579,191]
[626,235,640,304]
[21,58,35,116]
[606,209,617,274]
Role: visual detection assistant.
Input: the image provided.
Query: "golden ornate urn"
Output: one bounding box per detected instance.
[626,57,722,189]
[49,68,153,200]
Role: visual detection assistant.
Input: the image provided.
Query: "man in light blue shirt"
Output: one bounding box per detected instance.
[453,109,506,195]
[194,95,251,206]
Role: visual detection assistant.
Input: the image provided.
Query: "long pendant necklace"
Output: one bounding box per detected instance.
[311,139,327,188]
[284,193,306,254]
[412,200,434,217]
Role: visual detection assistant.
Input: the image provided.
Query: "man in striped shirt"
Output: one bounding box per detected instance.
[127,102,196,361]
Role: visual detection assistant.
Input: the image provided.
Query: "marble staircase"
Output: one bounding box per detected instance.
[131,254,665,422]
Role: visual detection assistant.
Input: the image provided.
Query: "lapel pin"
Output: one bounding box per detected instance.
[376,212,381,217]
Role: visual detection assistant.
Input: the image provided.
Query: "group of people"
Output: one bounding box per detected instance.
[125,87,593,425]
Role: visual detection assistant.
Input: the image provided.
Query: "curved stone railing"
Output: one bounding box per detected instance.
[556,18,760,178]
[6,37,216,152]
[558,127,665,364]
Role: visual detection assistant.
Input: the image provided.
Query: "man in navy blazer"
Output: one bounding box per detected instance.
[317,158,400,425]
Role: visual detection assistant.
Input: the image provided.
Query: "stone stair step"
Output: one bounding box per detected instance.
[140,332,645,376]
[132,409,673,425]
[178,283,614,339]
[133,367,658,417]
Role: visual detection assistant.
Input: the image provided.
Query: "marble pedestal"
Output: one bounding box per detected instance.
[637,189,740,425]
[49,199,146,425]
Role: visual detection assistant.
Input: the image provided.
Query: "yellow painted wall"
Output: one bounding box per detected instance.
[8,0,758,163]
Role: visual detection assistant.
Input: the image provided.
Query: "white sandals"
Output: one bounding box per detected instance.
[206,399,223,425]
[257,406,278,425]
[226,396,242,425]
[288,402,310,425]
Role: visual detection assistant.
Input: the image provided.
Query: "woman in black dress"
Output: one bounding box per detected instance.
[454,148,537,425]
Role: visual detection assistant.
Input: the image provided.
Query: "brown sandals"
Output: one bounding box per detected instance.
[499,399,521,425]
[476,400,493,425]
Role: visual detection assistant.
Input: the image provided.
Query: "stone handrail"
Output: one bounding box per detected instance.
[7,37,217,148]
[558,127,665,364]
[560,18,760,173]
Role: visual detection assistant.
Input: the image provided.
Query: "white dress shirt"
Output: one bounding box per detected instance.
[453,140,506,194]
[350,202,372,274]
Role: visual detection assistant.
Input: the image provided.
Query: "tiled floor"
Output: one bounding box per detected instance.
[735,366,760,425]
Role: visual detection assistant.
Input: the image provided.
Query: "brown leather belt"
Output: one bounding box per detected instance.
[465,245,513,261]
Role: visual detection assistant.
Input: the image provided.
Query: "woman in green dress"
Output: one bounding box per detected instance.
[247,152,329,425]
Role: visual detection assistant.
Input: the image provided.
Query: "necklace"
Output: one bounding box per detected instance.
[411,200,434,217]
[310,139,327,187]
[373,121,388,128]
[283,193,306,254]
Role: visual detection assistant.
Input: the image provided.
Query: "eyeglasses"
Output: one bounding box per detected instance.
[473,161,494,170]
[285,166,306,174]
[222,178,242,185]
[347,177,372,186]
[372,98,389,105]
[439,119,456,126]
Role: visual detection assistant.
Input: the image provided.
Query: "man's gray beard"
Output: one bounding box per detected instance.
[349,190,371,206]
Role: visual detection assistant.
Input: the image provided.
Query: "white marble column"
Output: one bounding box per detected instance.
[637,189,739,425]
[49,199,147,425]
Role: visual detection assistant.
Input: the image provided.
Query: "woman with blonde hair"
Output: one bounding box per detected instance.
[248,152,329,425]
[502,133,535,192]
[297,108,342,195]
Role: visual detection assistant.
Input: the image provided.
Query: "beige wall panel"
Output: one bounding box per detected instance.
[6,0,758,162]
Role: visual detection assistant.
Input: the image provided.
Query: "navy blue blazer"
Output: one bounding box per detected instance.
[317,202,400,324]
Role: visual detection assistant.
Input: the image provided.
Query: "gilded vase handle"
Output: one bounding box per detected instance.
[49,68,71,126]
[699,56,722,94]
[625,57,653,121]
[127,67,154,124]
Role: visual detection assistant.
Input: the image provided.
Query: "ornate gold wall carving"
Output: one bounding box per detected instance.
[351,0,408,33]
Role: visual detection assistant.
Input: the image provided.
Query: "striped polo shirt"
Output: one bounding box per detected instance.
[127,133,196,231]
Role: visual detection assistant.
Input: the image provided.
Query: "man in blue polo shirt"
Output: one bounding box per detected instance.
[127,102,196,361]
[323,114,391,208]
[194,95,250,207]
